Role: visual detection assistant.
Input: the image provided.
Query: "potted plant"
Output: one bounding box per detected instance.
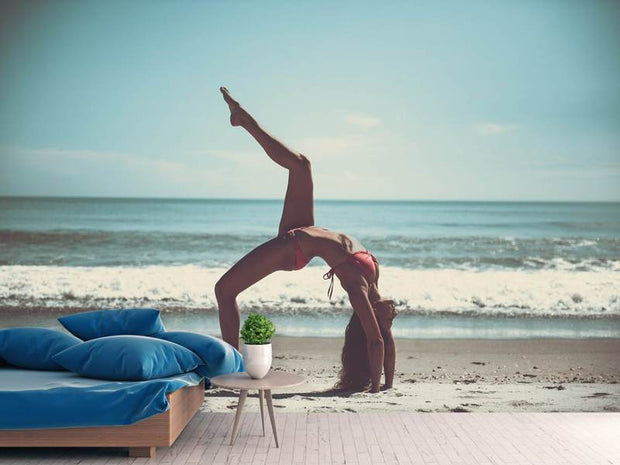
[240,313,275,379]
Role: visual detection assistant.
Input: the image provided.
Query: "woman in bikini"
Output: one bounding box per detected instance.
[215,88,396,393]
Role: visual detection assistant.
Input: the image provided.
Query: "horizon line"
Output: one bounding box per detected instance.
[1,195,619,203]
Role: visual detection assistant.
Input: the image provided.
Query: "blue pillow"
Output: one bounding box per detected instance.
[0,327,82,370]
[58,308,166,340]
[153,331,245,378]
[52,335,201,381]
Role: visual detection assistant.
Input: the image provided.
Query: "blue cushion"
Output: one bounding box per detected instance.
[0,327,82,370]
[58,308,166,341]
[52,335,201,381]
[153,331,245,378]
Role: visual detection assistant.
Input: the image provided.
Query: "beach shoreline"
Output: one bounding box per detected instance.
[203,336,620,413]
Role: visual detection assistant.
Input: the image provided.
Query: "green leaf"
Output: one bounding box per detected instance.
[240,313,276,344]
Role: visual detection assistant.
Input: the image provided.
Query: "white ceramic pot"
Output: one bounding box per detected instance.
[243,343,272,379]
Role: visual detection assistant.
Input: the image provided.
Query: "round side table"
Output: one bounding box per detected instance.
[210,371,304,448]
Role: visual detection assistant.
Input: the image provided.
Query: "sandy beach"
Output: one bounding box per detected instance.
[203,336,620,413]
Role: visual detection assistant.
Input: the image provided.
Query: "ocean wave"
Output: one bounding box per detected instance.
[1,265,618,319]
[2,230,619,271]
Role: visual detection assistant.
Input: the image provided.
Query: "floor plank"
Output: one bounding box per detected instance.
[1,413,618,465]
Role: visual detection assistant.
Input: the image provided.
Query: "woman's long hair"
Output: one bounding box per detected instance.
[335,256,396,391]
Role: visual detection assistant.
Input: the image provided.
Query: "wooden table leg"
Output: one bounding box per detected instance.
[264,389,279,448]
[129,446,155,458]
[230,389,248,445]
[259,389,266,436]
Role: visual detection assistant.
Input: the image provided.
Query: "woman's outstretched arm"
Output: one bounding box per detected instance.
[346,288,385,393]
[381,326,395,389]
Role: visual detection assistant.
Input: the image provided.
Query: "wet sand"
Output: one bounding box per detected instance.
[203,336,620,413]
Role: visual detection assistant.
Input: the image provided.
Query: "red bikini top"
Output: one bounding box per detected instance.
[322,251,377,300]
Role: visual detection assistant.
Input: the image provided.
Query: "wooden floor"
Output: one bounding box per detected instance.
[0,412,618,465]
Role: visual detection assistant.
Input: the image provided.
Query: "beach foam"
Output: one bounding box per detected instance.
[1,264,618,318]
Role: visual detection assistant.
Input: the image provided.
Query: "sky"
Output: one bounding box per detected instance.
[0,0,619,201]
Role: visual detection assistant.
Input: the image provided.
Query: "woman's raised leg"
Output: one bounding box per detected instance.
[221,87,314,234]
[215,237,291,349]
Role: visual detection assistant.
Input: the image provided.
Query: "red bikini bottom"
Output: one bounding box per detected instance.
[282,227,312,270]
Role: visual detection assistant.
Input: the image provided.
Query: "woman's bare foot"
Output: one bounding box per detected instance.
[220,87,251,127]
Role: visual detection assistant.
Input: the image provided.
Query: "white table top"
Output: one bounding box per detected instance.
[210,371,305,390]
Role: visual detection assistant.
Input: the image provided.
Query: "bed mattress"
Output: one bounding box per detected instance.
[0,367,203,430]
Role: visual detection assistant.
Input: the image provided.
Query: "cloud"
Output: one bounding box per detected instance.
[0,144,295,198]
[2,145,137,163]
[344,112,382,129]
[536,162,620,177]
[474,123,516,135]
[0,145,203,194]
[295,134,374,159]
[3,145,200,176]
[205,149,264,166]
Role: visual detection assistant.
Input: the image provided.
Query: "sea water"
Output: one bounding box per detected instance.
[1,197,619,338]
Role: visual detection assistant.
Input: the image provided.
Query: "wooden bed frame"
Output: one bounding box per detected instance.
[0,378,205,458]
